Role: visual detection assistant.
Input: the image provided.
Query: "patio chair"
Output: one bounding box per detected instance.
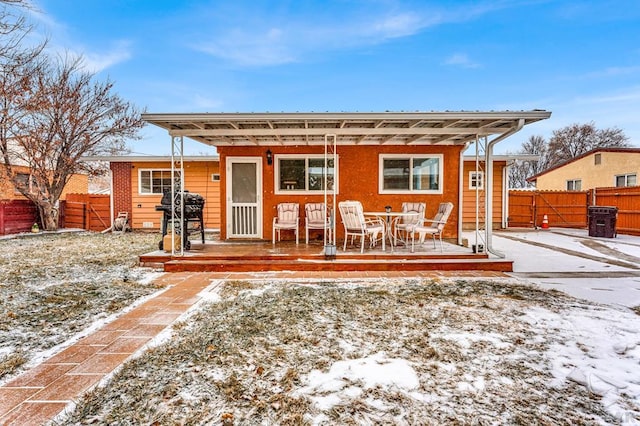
[338,200,385,253]
[410,202,454,252]
[272,203,299,244]
[394,202,425,245]
[305,202,332,244]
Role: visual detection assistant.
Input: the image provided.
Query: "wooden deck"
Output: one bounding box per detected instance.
[140,238,513,273]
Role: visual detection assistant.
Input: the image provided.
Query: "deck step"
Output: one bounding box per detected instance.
[140,252,487,265]
[163,258,513,273]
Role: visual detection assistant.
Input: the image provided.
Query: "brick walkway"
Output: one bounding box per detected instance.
[0,270,506,425]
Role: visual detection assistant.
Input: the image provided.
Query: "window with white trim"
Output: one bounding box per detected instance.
[469,171,484,190]
[275,155,337,194]
[379,154,443,194]
[139,169,181,194]
[566,179,581,191]
[615,173,636,187]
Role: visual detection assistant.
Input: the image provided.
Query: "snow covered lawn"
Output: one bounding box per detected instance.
[58,278,640,425]
[0,231,162,381]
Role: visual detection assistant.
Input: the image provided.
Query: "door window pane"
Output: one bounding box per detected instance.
[232,163,257,203]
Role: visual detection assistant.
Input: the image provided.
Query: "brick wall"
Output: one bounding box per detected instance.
[110,162,132,222]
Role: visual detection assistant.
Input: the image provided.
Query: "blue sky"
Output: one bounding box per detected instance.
[30,0,640,155]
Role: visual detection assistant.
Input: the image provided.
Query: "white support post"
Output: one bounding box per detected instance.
[324,134,337,257]
[171,135,185,256]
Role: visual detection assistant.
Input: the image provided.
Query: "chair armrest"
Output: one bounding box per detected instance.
[364,217,385,227]
[423,218,446,225]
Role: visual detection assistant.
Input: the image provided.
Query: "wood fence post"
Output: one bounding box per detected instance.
[532,192,537,228]
[0,202,5,235]
[58,201,66,228]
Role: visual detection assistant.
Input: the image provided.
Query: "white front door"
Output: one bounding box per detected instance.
[226,157,262,238]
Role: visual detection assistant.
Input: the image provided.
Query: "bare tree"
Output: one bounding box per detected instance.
[1,1,144,230]
[508,135,549,188]
[0,0,47,205]
[2,56,144,230]
[547,122,629,168]
[509,123,631,188]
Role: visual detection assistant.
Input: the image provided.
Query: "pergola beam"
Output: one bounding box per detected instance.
[144,111,551,147]
[169,126,513,137]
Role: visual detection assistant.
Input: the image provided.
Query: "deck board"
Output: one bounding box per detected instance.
[140,239,513,273]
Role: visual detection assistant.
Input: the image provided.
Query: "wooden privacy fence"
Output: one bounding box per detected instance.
[508,190,589,229]
[591,186,640,236]
[509,186,640,235]
[60,194,111,232]
[0,200,39,235]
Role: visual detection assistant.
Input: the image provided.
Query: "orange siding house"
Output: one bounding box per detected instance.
[462,159,504,230]
[84,156,221,231]
[97,155,515,234]
[218,144,461,242]
[139,112,551,249]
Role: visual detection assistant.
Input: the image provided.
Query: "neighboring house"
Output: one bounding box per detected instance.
[0,163,89,235]
[0,164,89,201]
[528,147,640,190]
[140,111,550,247]
[84,156,221,231]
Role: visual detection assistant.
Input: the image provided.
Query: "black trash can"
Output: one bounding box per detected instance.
[588,206,618,238]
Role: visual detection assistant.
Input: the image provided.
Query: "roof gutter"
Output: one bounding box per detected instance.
[485,118,525,258]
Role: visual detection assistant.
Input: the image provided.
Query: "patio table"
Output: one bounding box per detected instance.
[364,211,419,252]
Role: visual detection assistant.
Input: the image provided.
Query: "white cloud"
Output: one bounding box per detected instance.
[80,40,133,73]
[190,2,506,67]
[444,53,481,69]
[195,27,295,67]
[192,11,433,67]
[584,65,640,79]
[26,3,133,73]
[370,12,428,39]
[192,94,223,110]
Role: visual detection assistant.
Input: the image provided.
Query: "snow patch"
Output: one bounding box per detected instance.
[295,352,419,411]
[522,304,640,422]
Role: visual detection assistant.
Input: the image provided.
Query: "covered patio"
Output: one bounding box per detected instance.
[141,111,550,272]
[139,238,514,273]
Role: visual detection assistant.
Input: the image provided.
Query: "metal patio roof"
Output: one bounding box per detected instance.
[142,111,551,147]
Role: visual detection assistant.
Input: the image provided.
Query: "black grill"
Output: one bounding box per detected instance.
[155,190,205,250]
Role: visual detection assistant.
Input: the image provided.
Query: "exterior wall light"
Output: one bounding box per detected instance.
[266,149,273,166]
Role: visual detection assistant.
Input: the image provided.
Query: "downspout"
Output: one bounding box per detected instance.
[458,143,470,245]
[503,161,511,228]
[109,168,114,231]
[485,119,524,258]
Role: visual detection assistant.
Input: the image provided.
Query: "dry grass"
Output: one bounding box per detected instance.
[58,278,620,425]
[633,306,640,316]
[0,231,161,380]
[0,352,27,378]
